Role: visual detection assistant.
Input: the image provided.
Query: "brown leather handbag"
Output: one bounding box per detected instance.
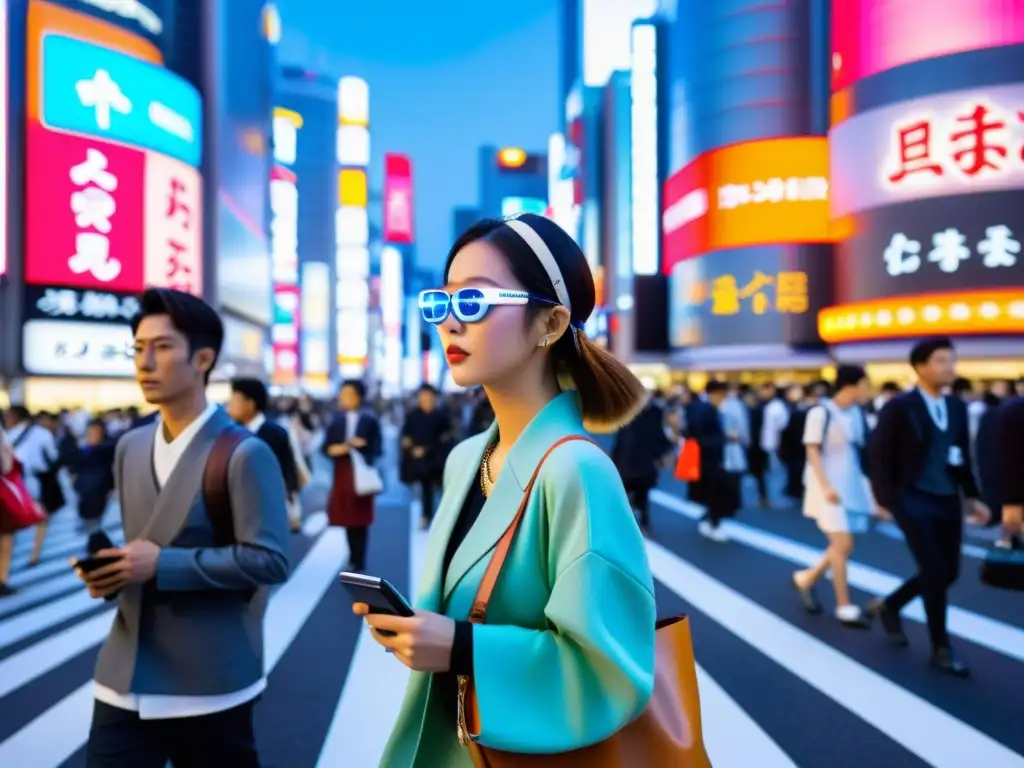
[457,436,713,767]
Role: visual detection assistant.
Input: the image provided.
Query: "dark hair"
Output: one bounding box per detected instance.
[880,380,901,394]
[834,365,867,392]
[705,380,728,395]
[231,378,269,413]
[417,383,438,395]
[8,405,30,423]
[130,288,224,383]
[951,376,972,396]
[444,214,646,432]
[86,418,108,440]
[909,337,954,368]
[341,379,366,402]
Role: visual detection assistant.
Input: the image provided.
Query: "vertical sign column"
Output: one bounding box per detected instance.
[630,21,659,276]
[336,76,370,379]
[0,1,6,278]
[381,152,413,397]
[270,107,302,386]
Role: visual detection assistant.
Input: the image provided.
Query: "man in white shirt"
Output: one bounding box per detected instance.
[75,288,290,766]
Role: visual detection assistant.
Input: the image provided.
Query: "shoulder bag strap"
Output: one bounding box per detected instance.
[11,425,34,450]
[468,435,597,624]
[202,426,251,547]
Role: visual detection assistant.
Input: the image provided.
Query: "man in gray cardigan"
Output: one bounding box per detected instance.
[75,288,290,767]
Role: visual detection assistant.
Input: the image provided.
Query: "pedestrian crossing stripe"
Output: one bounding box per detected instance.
[1,498,1021,767]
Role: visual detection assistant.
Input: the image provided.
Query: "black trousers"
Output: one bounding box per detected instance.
[884,490,963,649]
[420,477,440,522]
[623,478,656,526]
[346,525,369,570]
[85,699,259,768]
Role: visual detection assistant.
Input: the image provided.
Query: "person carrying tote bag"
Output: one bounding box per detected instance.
[350,215,710,766]
[460,437,712,768]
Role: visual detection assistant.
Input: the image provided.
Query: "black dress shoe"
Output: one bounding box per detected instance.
[867,598,909,646]
[930,647,970,678]
[791,573,823,614]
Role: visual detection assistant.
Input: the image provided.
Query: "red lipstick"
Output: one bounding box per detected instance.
[446,344,469,364]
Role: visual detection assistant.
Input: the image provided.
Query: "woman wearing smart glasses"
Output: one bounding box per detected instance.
[353,213,656,765]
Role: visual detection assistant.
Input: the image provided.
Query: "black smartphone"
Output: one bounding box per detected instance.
[73,554,122,573]
[339,572,414,637]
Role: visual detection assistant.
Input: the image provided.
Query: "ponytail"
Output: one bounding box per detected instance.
[557,330,648,433]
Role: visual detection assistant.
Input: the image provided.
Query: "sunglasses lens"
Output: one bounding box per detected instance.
[453,288,486,322]
[420,291,449,323]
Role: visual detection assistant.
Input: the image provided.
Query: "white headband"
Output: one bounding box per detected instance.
[504,218,572,315]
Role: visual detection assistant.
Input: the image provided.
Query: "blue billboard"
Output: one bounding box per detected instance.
[40,32,201,166]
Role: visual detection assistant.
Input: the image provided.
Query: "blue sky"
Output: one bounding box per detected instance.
[276,0,561,273]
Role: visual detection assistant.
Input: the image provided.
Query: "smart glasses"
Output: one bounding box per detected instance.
[418,287,557,324]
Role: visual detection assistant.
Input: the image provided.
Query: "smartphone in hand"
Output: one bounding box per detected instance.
[339,572,413,637]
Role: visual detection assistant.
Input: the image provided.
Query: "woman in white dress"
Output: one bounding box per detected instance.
[791,365,875,628]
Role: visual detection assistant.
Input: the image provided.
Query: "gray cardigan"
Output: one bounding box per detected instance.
[93,407,290,696]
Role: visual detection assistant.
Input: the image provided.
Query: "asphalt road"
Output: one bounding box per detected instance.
[0,444,1020,768]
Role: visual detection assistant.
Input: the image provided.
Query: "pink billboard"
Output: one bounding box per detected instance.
[832,0,1024,93]
[25,122,145,291]
[383,153,414,244]
[25,121,203,294]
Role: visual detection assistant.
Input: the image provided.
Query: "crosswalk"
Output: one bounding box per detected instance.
[1,488,1021,768]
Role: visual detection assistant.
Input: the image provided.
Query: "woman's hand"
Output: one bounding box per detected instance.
[349,436,368,448]
[824,486,841,504]
[353,603,456,672]
[326,443,349,457]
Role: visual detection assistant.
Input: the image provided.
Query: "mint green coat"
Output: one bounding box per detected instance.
[380,392,657,767]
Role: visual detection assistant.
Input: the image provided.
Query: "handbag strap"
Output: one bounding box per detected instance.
[468,435,597,624]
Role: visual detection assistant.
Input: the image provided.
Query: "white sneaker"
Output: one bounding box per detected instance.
[699,521,728,542]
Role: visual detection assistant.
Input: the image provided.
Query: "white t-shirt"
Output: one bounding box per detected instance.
[802,402,872,514]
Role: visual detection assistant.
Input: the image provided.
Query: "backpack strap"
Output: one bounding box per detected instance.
[202,426,251,547]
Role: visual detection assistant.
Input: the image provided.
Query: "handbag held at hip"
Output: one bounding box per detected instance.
[458,436,713,767]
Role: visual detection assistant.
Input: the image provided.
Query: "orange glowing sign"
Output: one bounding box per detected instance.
[818,290,1024,343]
[662,137,836,274]
[497,147,527,168]
[691,270,810,317]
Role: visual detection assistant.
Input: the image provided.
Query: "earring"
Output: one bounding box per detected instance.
[541,336,550,347]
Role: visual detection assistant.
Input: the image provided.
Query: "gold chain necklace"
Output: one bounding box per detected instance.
[479,441,498,497]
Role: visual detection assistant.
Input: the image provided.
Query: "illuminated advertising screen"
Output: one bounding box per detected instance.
[300,261,330,388]
[61,0,167,47]
[630,22,658,276]
[832,0,1024,93]
[834,191,1024,304]
[661,137,834,273]
[383,153,414,244]
[269,154,299,385]
[501,197,547,217]
[669,246,831,348]
[830,83,1024,219]
[212,0,274,326]
[336,76,370,377]
[379,245,404,395]
[22,0,203,376]
[25,0,202,290]
[0,0,6,278]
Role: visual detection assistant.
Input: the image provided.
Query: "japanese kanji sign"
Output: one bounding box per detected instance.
[22,319,134,377]
[25,122,145,291]
[830,83,1024,218]
[26,285,141,324]
[25,122,204,296]
[668,249,829,349]
[833,190,1024,304]
[143,151,203,295]
[662,137,835,274]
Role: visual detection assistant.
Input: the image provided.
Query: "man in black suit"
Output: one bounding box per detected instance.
[228,379,301,530]
[866,338,989,676]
